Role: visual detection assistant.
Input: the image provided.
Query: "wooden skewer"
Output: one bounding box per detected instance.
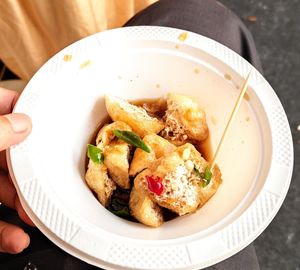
[210,71,252,169]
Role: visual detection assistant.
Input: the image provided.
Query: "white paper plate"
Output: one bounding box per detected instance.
[7,26,293,270]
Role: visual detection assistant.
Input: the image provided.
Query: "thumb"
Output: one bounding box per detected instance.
[0,114,32,151]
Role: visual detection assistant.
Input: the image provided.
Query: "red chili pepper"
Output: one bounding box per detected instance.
[146,175,164,196]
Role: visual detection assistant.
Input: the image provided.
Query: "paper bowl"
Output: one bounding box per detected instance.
[7,26,293,270]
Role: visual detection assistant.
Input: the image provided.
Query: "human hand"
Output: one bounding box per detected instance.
[0,87,34,254]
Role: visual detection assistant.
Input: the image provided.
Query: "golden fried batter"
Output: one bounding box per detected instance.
[105,95,165,137]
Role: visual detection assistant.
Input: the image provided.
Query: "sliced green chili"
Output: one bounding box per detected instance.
[113,129,151,153]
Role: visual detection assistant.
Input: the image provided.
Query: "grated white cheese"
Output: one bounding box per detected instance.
[158,165,198,207]
[162,110,188,142]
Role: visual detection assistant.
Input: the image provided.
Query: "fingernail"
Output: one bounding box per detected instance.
[4,114,30,133]
[12,232,30,253]
[23,233,30,249]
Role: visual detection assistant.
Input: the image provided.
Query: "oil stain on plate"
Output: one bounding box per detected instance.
[194,68,200,74]
[211,116,217,125]
[224,73,232,80]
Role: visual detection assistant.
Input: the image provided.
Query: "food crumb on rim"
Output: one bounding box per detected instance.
[80,60,91,69]
[178,32,188,42]
[244,93,250,101]
[224,73,232,80]
[63,54,72,62]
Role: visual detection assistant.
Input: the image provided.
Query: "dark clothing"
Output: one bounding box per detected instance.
[125,0,262,73]
[0,0,261,269]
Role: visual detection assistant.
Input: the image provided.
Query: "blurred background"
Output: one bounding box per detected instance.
[0,0,299,269]
[219,0,300,269]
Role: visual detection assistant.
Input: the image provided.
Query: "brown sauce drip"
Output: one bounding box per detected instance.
[194,134,213,162]
[87,98,213,223]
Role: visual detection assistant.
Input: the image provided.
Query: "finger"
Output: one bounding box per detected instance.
[0,220,30,254]
[0,171,16,209]
[0,87,19,115]
[0,151,7,172]
[0,113,32,151]
[0,172,35,226]
[15,197,35,227]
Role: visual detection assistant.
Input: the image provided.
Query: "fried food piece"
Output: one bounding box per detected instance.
[129,134,176,177]
[198,165,222,208]
[140,98,167,118]
[105,95,165,137]
[96,121,132,189]
[136,143,222,216]
[130,172,163,227]
[96,121,132,146]
[104,140,131,189]
[176,144,222,208]
[129,134,174,227]
[161,93,208,145]
[85,160,116,206]
[134,158,200,216]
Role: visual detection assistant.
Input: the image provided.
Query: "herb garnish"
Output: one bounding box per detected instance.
[110,208,130,218]
[193,164,212,187]
[193,167,201,178]
[201,166,212,187]
[113,129,151,153]
[110,198,130,218]
[87,144,104,164]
